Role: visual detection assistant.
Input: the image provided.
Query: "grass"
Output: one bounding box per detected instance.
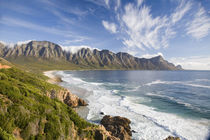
[0,67,96,140]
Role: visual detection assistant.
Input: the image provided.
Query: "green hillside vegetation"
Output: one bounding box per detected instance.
[6,56,125,74]
[6,56,86,74]
[0,67,96,140]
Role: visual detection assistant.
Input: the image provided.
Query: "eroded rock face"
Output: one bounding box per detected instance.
[100,115,132,140]
[0,41,182,70]
[164,136,181,140]
[94,125,120,140]
[46,89,87,107]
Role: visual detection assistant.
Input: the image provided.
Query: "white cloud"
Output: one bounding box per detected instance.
[169,56,210,70]
[0,41,6,45]
[115,0,193,51]
[40,0,88,16]
[102,20,117,33]
[16,40,32,46]
[85,0,107,8]
[105,0,109,7]
[0,41,14,48]
[115,0,121,11]
[121,4,173,50]
[137,0,143,7]
[61,45,98,54]
[61,39,85,45]
[171,0,191,24]
[141,52,163,59]
[0,40,34,48]
[186,7,210,39]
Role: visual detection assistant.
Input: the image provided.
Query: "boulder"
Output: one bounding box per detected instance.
[164,136,181,140]
[100,115,132,140]
[78,98,88,106]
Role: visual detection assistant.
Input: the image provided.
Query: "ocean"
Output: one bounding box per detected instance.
[55,70,210,140]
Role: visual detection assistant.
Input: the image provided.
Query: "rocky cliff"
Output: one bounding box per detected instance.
[0,41,182,70]
[46,89,88,107]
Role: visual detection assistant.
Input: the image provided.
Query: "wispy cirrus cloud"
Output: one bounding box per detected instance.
[0,16,79,38]
[115,0,121,11]
[39,0,88,16]
[102,0,206,54]
[171,0,192,24]
[60,38,89,45]
[186,7,210,39]
[102,20,117,33]
[85,0,108,8]
[121,2,175,51]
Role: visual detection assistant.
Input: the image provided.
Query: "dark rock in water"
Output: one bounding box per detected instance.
[164,136,181,140]
[78,98,88,106]
[100,112,104,115]
[100,115,132,140]
[131,130,137,133]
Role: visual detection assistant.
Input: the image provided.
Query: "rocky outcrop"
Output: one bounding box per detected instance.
[94,125,120,140]
[100,115,132,140]
[164,136,181,140]
[46,89,88,107]
[0,41,182,70]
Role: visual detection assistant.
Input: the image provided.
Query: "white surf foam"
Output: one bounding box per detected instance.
[145,93,204,113]
[145,80,210,89]
[56,71,210,140]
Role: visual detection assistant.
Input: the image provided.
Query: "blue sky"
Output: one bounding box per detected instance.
[0,0,210,70]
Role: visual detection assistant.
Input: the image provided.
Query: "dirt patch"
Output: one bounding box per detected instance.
[13,128,23,140]
[0,63,11,69]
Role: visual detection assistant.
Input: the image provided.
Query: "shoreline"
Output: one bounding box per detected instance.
[43,70,90,120]
[43,70,63,84]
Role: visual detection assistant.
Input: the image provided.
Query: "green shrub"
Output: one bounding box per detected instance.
[0,72,8,80]
[0,127,15,140]
[0,67,95,140]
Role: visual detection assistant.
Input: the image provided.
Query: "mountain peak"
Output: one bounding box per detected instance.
[150,55,164,61]
[0,40,182,70]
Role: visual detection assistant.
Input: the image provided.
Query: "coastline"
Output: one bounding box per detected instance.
[43,70,63,84]
[43,70,90,119]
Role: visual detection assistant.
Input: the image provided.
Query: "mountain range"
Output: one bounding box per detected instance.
[0,41,182,70]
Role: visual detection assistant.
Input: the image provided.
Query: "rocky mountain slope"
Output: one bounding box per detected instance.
[0,41,182,70]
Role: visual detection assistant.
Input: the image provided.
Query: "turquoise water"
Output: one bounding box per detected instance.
[56,70,210,140]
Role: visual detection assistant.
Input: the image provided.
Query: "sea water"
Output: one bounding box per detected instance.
[55,70,210,140]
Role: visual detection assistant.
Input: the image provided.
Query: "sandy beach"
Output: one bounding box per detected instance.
[43,71,63,84]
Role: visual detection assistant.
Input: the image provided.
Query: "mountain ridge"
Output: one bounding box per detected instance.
[0,41,182,71]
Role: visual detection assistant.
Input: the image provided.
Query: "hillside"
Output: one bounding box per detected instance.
[0,41,182,72]
[0,66,116,140]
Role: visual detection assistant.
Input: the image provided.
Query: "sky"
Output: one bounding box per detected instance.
[0,0,210,70]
